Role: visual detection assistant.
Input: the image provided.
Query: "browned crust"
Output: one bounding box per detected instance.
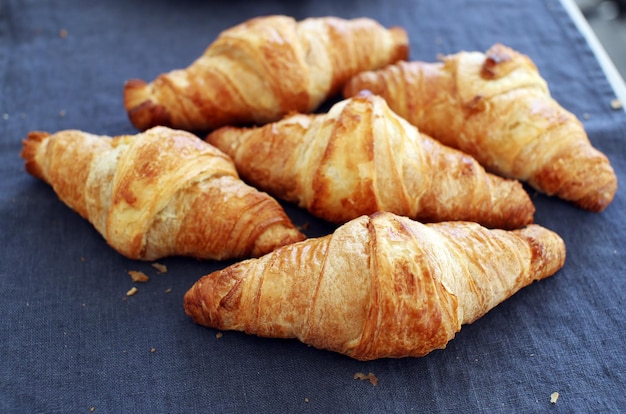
[207,95,535,229]
[123,17,411,132]
[183,213,566,360]
[342,45,618,213]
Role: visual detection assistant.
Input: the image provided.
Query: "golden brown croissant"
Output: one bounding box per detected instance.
[124,15,409,132]
[184,212,566,361]
[20,126,304,260]
[343,43,617,212]
[207,94,535,229]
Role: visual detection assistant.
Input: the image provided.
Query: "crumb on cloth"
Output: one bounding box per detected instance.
[152,262,167,273]
[128,270,149,282]
[354,372,378,386]
[550,391,559,404]
[126,287,138,296]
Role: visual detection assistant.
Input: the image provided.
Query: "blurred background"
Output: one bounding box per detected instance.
[576,0,626,80]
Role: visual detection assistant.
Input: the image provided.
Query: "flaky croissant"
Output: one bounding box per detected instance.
[207,94,535,229]
[184,212,566,361]
[343,43,617,212]
[20,126,304,260]
[124,15,409,132]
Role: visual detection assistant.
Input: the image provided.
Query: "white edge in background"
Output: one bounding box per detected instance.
[561,0,626,113]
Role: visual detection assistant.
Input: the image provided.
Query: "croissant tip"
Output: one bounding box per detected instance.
[183,285,200,317]
[126,99,173,132]
[20,131,50,179]
[123,79,173,131]
[573,187,617,212]
[518,224,566,280]
[497,180,536,229]
[389,26,410,61]
[183,283,214,327]
[123,78,149,105]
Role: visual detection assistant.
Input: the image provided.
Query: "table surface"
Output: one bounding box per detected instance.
[1,0,625,413]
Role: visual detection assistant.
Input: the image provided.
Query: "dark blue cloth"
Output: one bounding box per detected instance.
[1,0,625,412]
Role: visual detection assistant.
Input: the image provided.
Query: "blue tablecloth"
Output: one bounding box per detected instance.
[1,0,624,412]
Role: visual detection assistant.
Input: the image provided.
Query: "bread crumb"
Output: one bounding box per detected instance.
[354,372,378,386]
[90,407,95,413]
[59,109,66,117]
[164,288,172,293]
[215,332,223,339]
[128,270,149,283]
[582,113,590,120]
[304,397,309,403]
[126,287,138,296]
[550,391,559,404]
[59,29,67,38]
[611,99,622,110]
[150,348,156,353]
[152,262,167,273]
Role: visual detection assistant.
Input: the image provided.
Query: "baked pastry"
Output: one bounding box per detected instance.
[184,212,566,360]
[207,93,535,229]
[20,126,304,260]
[343,43,617,212]
[124,15,409,131]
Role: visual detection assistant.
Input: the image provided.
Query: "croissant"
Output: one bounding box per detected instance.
[184,212,565,361]
[343,43,617,212]
[20,126,304,261]
[124,15,409,132]
[207,93,535,229]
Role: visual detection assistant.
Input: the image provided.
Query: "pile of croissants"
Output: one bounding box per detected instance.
[21,15,617,360]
